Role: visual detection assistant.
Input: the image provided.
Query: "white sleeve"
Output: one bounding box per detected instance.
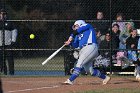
[12,29,18,42]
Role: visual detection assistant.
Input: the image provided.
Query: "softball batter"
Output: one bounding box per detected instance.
[64,20,111,85]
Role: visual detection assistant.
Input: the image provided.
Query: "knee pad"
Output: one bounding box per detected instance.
[72,67,82,76]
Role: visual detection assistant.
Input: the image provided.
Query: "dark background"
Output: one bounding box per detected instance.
[0,0,139,49]
[0,0,139,20]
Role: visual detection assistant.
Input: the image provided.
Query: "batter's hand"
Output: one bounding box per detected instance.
[65,41,71,45]
[65,36,73,45]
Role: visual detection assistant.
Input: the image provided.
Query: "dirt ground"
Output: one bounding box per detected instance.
[1,76,140,93]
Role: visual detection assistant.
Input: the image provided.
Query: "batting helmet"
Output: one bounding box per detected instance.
[74,20,86,27]
[72,20,86,30]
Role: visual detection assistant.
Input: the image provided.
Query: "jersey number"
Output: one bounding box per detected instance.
[78,34,84,40]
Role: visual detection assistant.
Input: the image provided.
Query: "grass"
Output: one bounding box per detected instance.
[14,56,64,71]
[75,88,140,93]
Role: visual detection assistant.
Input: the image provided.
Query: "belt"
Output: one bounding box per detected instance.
[82,43,93,48]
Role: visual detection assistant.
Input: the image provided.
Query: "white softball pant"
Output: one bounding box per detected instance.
[76,43,98,74]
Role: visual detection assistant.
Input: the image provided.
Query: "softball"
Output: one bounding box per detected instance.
[30,34,35,39]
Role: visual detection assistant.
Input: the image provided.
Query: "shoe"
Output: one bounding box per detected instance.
[103,76,111,85]
[63,79,73,85]
[136,74,140,82]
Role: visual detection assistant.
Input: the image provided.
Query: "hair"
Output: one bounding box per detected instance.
[0,8,7,13]
[133,28,137,31]
[97,11,103,14]
[112,23,119,28]
[129,29,134,33]
[0,9,7,14]
[105,31,110,35]
[116,13,124,19]
[129,28,137,33]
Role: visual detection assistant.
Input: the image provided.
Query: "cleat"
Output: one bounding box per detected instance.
[63,79,73,85]
[103,76,111,85]
[136,74,140,82]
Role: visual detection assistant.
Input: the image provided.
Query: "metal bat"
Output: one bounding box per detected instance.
[42,44,65,65]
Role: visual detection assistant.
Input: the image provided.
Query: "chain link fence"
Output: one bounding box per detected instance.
[0,0,140,76]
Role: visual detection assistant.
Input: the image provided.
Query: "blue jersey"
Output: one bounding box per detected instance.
[71,23,97,48]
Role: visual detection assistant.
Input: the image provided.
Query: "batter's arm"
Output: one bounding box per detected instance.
[65,35,79,48]
[77,23,90,33]
[70,24,90,38]
[71,36,79,48]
